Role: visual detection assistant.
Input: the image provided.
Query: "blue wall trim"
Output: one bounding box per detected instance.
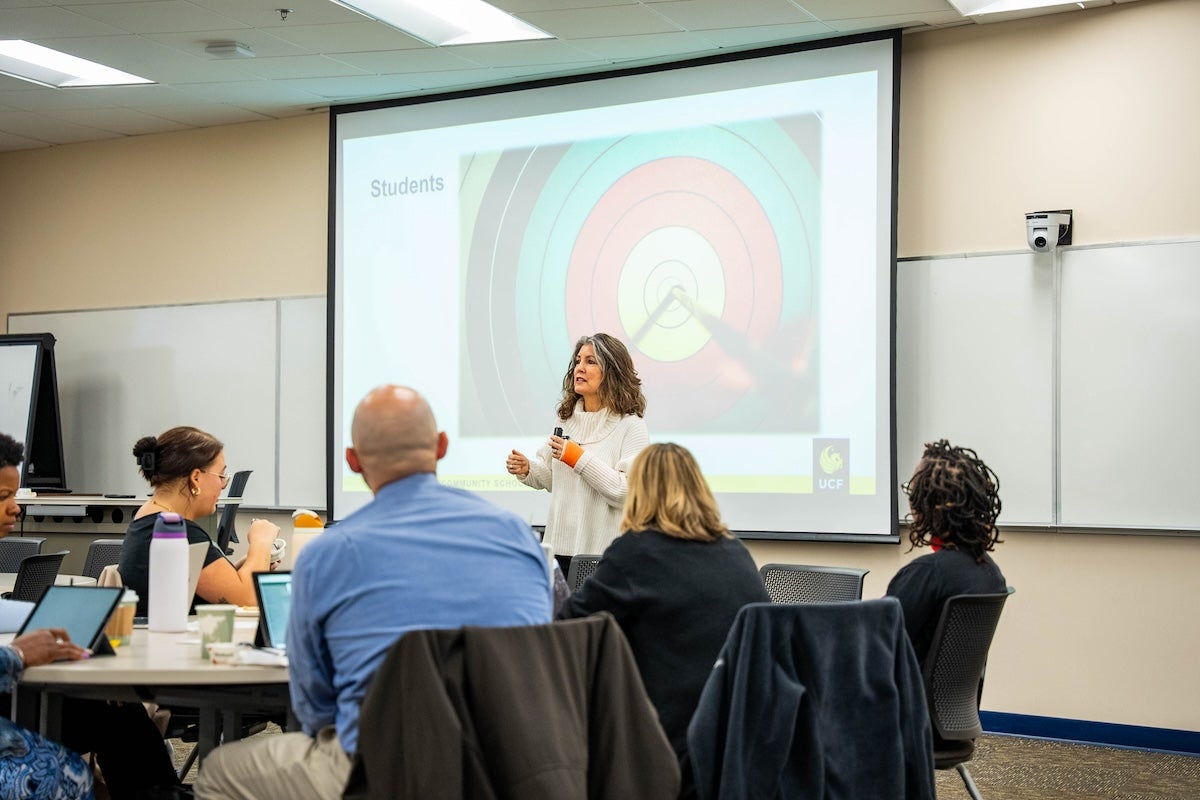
[981,711,1200,755]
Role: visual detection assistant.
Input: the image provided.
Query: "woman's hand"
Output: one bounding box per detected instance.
[245,519,280,549]
[506,450,530,478]
[548,435,565,461]
[11,628,87,667]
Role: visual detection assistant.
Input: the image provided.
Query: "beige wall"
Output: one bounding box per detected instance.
[2,0,1198,733]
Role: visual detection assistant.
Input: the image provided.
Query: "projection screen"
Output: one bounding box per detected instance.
[330,31,900,541]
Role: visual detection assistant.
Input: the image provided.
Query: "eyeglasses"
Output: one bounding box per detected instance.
[204,470,231,488]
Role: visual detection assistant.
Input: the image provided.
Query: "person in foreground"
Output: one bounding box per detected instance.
[0,433,180,800]
[195,385,552,800]
[118,426,279,614]
[507,333,649,574]
[886,438,1007,667]
[558,442,769,766]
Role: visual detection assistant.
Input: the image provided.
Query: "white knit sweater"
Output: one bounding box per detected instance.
[519,405,649,557]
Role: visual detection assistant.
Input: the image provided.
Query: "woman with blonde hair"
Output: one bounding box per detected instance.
[558,442,768,763]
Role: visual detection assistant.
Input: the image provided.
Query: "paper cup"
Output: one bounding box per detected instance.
[195,604,237,659]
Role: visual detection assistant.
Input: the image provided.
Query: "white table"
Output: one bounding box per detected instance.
[0,573,96,593]
[7,622,288,762]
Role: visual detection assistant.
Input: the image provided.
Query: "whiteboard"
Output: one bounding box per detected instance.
[896,253,1055,526]
[9,298,325,509]
[0,342,38,448]
[1059,242,1200,528]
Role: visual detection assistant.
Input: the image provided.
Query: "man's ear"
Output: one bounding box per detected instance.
[345,447,363,474]
[435,432,449,461]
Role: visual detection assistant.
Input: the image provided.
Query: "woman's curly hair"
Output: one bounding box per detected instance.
[904,439,1002,561]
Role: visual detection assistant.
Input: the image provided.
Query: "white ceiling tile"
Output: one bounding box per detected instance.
[570,30,719,60]
[0,110,123,144]
[0,5,126,38]
[823,10,962,30]
[240,55,373,80]
[325,48,487,74]
[795,0,955,20]
[64,0,246,34]
[188,0,365,28]
[0,129,51,151]
[520,5,684,39]
[648,0,818,30]
[698,21,834,47]
[39,106,192,135]
[266,21,427,53]
[142,29,311,59]
[445,39,597,69]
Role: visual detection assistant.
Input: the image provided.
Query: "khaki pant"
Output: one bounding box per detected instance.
[193,726,352,800]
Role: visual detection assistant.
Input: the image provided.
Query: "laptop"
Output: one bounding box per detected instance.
[186,541,209,607]
[17,585,123,657]
[252,571,292,651]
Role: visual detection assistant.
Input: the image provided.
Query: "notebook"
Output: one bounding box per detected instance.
[186,541,209,605]
[253,571,292,651]
[17,585,122,657]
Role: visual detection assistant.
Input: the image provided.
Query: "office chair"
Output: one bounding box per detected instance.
[566,553,602,592]
[0,537,45,573]
[923,588,1015,800]
[346,614,679,798]
[215,470,252,555]
[758,562,870,603]
[6,550,68,602]
[688,599,935,798]
[81,538,126,580]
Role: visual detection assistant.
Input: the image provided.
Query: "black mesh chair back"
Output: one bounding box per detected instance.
[566,554,602,592]
[923,588,1014,800]
[9,550,68,602]
[82,538,126,580]
[215,470,252,554]
[0,537,45,573]
[758,563,869,603]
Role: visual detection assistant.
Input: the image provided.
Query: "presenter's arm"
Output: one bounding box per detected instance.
[512,444,554,491]
[195,519,277,606]
[571,416,648,508]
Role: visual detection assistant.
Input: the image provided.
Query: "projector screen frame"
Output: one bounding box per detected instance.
[327,29,902,544]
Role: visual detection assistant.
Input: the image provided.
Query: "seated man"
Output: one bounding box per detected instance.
[195,385,552,800]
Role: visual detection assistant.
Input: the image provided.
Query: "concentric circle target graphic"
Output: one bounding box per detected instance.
[460,118,821,435]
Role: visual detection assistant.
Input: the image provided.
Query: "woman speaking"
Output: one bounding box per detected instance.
[506,333,648,574]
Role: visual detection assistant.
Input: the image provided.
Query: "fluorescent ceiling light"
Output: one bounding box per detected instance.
[948,0,1081,14]
[332,0,552,46]
[0,40,153,88]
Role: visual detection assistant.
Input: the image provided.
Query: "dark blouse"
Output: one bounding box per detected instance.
[886,548,1006,666]
[559,528,769,758]
[117,514,225,616]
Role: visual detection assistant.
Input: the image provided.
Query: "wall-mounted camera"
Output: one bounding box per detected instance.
[1026,210,1073,252]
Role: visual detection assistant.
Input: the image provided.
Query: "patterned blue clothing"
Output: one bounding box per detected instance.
[0,644,94,800]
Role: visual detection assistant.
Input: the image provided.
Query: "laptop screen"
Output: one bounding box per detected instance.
[254,571,292,650]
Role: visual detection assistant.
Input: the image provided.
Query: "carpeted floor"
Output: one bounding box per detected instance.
[936,735,1200,800]
[174,730,1200,798]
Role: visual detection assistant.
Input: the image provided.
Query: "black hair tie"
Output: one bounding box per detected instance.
[140,452,156,473]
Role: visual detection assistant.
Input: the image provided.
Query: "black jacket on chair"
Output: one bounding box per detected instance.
[346,613,680,800]
[687,599,936,800]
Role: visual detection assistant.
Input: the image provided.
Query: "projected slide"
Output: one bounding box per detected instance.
[333,35,898,538]
[460,118,820,436]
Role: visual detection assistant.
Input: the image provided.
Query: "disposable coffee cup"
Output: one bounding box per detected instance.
[195,604,237,659]
[105,589,138,647]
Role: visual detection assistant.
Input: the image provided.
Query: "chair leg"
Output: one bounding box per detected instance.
[956,763,983,800]
[178,745,200,781]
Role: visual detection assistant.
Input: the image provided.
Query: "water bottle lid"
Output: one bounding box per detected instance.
[122,589,139,603]
[153,511,187,537]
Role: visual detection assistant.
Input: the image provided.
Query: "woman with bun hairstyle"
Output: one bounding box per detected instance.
[118,426,279,615]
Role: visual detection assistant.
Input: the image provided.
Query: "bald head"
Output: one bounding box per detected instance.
[347,385,447,492]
